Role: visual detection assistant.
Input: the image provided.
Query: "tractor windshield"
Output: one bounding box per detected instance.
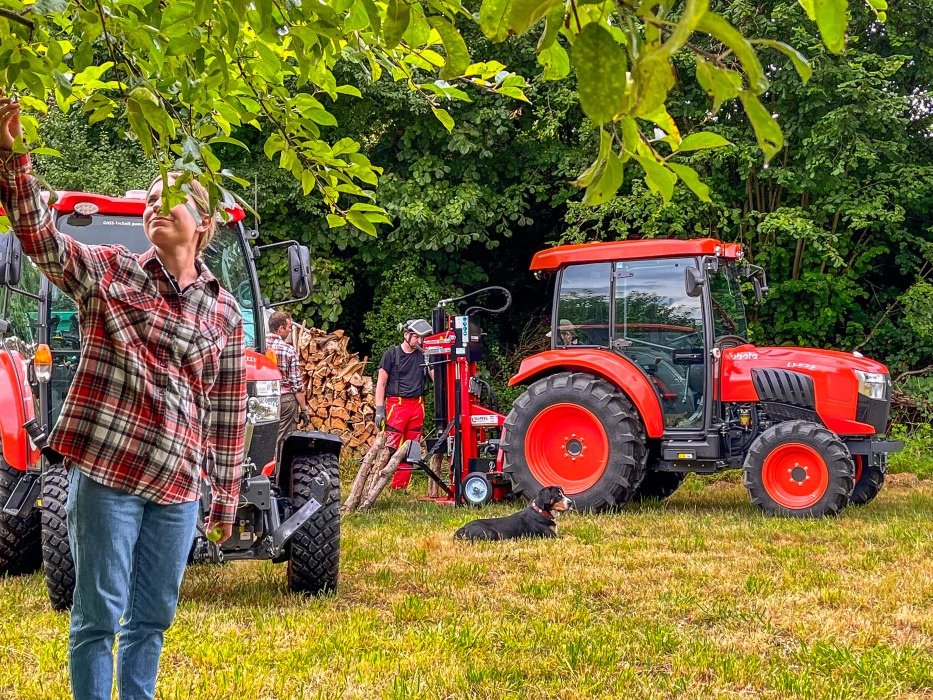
[46,214,260,424]
[708,264,749,341]
[54,213,258,348]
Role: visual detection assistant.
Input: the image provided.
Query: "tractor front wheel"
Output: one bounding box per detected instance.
[287,452,340,595]
[0,459,41,576]
[41,463,75,611]
[850,455,885,506]
[744,421,854,518]
[502,372,647,512]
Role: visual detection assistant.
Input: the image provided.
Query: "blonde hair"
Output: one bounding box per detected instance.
[147,173,219,255]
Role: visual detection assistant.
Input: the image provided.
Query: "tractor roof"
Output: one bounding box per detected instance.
[4,191,246,223]
[530,238,744,271]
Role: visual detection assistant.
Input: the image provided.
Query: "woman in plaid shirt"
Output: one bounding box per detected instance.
[0,97,247,699]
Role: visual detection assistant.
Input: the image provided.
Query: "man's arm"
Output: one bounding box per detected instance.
[206,317,247,527]
[1,152,113,300]
[375,368,388,407]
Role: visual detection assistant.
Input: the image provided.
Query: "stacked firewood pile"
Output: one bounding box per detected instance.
[292,325,377,451]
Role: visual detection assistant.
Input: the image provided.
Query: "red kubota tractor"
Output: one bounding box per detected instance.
[0,190,341,609]
[414,239,901,518]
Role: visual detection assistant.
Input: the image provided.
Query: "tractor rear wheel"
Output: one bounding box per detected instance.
[41,463,75,610]
[287,452,340,595]
[502,372,647,512]
[849,455,885,506]
[632,469,687,502]
[744,421,854,518]
[0,459,41,576]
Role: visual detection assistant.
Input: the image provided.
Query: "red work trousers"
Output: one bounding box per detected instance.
[384,396,424,489]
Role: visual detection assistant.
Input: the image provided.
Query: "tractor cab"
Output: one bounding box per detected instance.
[544,240,756,432]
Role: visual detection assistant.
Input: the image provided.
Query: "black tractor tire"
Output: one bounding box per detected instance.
[287,452,340,596]
[0,459,41,576]
[744,421,854,518]
[41,464,75,611]
[632,469,687,502]
[850,455,885,506]
[502,372,648,513]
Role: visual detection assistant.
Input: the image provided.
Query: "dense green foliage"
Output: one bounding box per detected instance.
[31,0,933,417]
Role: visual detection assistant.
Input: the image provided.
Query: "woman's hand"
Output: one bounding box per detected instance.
[0,93,23,151]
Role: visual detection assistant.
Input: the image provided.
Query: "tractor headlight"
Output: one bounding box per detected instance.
[247,396,280,423]
[854,370,889,401]
[253,380,280,397]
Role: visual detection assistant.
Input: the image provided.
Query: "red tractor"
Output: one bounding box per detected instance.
[499,238,902,517]
[0,190,341,609]
[399,240,900,518]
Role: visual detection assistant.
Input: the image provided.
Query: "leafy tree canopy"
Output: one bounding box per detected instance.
[0,0,876,229]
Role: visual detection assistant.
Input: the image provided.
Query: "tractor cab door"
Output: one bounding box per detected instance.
[612,258,707,430]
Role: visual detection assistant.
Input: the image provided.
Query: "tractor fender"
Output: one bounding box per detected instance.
[0,350,39,472]
[277,431,343,496]
[508,350,665,438]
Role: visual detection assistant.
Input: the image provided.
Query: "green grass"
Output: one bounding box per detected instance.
[1,477,931,700]
[889,426,933,481]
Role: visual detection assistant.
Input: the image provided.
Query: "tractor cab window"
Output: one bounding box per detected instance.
[613,257,705,429]
[202,225,257,349]
[1,255,42,354]
[554,263,612,347]
[709,264,748,342]
[48,285,80,425]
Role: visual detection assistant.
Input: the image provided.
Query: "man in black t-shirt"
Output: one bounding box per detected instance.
[375,319,433,489]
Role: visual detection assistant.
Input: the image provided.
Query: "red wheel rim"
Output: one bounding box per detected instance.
[525,403,609,494]
[853,455,864,483]
[761,443,830,509]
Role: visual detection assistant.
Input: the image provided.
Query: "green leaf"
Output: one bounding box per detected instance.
[633,52,674,117]
[428,16,470,80]
[677,132,732,152]
[347,210,377,235]
[697,12,768,93]
[508,0,562,36]
[695,58,742,113]
[210,136,250,151]
[327,214,347,228]
[384,0,410,48]
[538,42,570,80]
[739,91,784,163]
[479,0,513,42]
[161,1,197,38]
[573,128,612,188]
[582,151,623,205]
[536,4,564,52]
[571,23,628,124]
[635,155,676,203]
[668,163,711,202]
[813,0,848,54]
[126,99,154,157]
[432,106,455,133]
[752,39,813,83]
[497,86,529,101]
[31,147,62,157]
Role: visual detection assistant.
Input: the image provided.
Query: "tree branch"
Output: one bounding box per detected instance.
[0,8,34,31]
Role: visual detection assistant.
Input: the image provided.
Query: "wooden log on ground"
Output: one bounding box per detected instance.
[357,440,412,510]
[343,432,388,513]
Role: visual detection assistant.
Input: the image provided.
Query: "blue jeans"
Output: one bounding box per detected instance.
[66,469,198,700]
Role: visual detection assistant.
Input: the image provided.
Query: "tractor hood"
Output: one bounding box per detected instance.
[720,344,891,436]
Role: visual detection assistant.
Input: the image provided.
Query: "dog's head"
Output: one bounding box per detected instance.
[534,486,574,515]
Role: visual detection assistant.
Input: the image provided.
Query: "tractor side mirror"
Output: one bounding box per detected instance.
[287,243,312,299]
[752,278,763,304]
[0,234,23,287]
[685,267,704,297]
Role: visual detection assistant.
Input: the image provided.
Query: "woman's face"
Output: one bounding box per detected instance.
[143,178,204,251]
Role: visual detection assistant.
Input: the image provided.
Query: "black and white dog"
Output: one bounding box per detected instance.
[454,486,574,541]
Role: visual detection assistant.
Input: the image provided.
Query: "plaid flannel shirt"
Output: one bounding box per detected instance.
[265,333,302,394]
[0,152,247,523]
